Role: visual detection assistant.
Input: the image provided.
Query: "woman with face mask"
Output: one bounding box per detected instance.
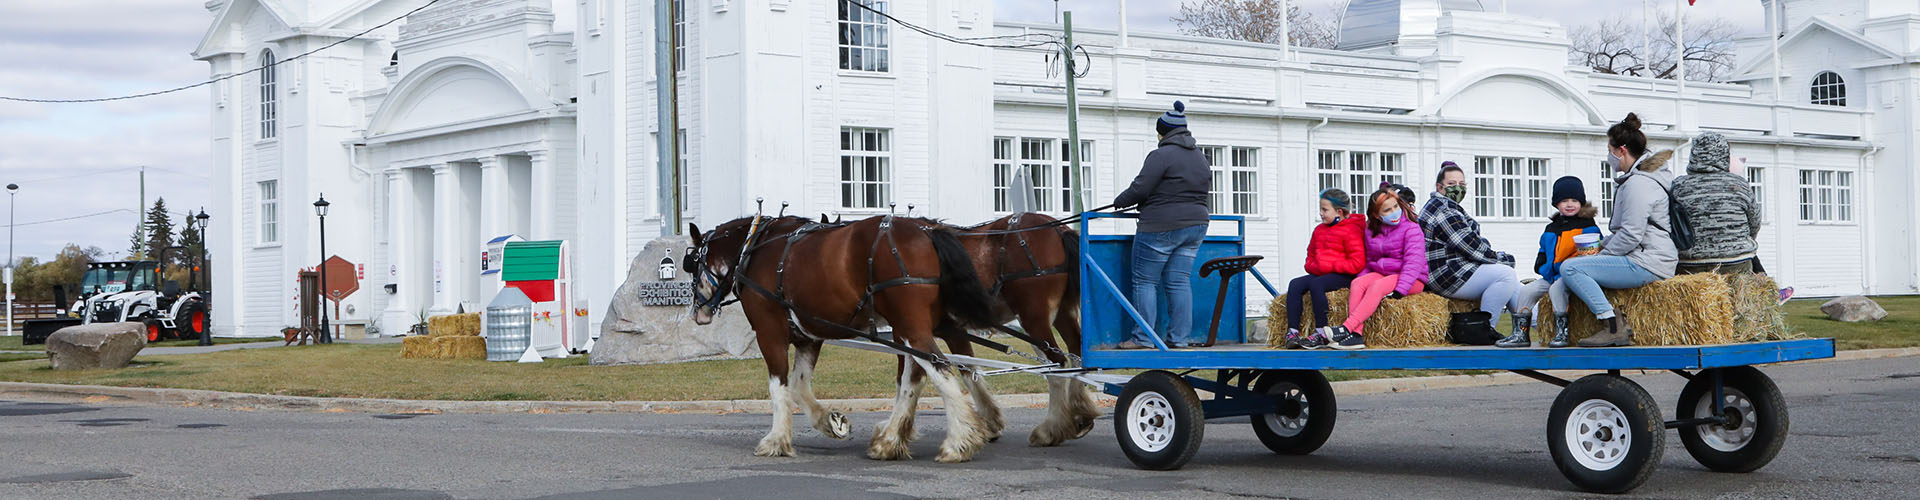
[1416,162,1522,344]
[1557,113,1679,347]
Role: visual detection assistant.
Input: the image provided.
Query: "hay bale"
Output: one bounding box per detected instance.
[400,336,436,359]
[1726,273,1799,342]
[427,313,482,337]
[432,335,488,360]
[1265,289,1463,349]
[1538,273,1735,346]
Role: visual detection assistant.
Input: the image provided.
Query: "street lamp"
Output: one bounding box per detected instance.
[313,195,332,344]
[193,209,211,346]
[5,183,14,337]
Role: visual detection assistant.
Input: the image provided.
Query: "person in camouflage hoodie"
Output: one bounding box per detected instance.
[1672,131,1760,274]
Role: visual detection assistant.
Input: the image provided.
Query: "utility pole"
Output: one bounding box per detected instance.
[138,166,146,259]
[656,0,680,236]
[1063,11,1084,213]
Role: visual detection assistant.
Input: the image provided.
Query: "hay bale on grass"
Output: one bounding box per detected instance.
[427,313,482,337]
[400,336,436,359]
[1538,273,1735,346]
[432,335,488,360]
[1265,289,1470,349]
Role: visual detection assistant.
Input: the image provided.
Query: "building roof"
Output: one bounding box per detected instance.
[1336,0,1485,51]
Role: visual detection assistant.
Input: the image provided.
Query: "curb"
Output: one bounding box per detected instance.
[2,346,1913,415]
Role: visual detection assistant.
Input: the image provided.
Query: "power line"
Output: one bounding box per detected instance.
[843,0,1065,50]
[0,0,444,104]
[2,209,135,229]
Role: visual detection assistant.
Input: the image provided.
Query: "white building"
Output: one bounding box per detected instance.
[198,0,1918,338]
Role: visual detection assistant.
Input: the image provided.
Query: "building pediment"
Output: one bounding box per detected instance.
[369,56,547,136]
[193,0,298,59]
[1735,16,1901,77]
[1422,68,1607,126]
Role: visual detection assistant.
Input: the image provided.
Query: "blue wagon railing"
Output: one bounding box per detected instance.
[1068,210,1834,494]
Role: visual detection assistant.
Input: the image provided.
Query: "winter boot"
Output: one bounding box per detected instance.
[1495,313,1532,348]
[1547,315,1572,348]
[1578,311,1636,347]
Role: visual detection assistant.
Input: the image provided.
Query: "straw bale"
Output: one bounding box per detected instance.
[1538,273,1736,346]
[1726,273,1799,342]
[400,336,435,359]
[427,313,482,337]
[432,335,488,360]
[1265,290,1463,349]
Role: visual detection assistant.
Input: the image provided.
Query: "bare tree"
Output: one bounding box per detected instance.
[1570,10,1740,82]
[1172,0,1337,49]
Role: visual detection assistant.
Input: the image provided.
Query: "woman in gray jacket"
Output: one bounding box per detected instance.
[1557,113,1679,347]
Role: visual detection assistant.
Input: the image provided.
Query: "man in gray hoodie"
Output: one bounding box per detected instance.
[1672,132,1761,274]
[1113,101,1213,349]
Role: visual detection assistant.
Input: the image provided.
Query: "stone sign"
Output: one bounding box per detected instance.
[635,281,693,306]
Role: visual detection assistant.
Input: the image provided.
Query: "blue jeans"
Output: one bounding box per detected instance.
[1558,255,1661,319]
[1129,224,1208,345]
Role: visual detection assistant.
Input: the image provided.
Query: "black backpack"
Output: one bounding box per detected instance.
[1631,173,1696,252]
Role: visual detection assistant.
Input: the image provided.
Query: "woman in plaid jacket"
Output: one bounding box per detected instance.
[1417,162,1523,342]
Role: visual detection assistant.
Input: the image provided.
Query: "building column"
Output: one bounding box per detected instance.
[528,149,554,240]
[479,156,509,240]
[431,164,459,314]
[381,168,413,332]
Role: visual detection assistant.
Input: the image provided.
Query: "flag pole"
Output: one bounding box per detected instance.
[1769,0,1783,104]
[1674,0,1686,132]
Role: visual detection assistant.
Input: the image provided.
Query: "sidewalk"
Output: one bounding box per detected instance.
[139,336,401,355]
[2,346,1912,416]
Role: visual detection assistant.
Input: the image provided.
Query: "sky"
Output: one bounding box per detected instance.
[0,0,1764,263]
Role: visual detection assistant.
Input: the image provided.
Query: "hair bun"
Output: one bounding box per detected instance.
[1621,112,1642,130]
[1173,100,1185,112]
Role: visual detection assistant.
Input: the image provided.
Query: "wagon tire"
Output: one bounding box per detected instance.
[1115,370,1205,470]
[1548,374,1663,494]
[1250,370,1336,455]
[1677,366,1788,473]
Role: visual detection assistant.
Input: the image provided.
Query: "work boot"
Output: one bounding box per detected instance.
[1547,315,1572,348]
[1578,312,1635,347]
[1495,313,1532,348]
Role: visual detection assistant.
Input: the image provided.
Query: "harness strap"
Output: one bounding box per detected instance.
[736,275,948,365]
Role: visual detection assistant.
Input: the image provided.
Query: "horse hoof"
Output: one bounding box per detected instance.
[1028,431,1063,448]
[821,413,852,440]
[934,449,975,464]
[865,443,912,461]
[753,440,796,458]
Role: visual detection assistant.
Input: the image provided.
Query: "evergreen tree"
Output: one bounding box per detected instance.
[127,224,144,260]
[143,198,174,262]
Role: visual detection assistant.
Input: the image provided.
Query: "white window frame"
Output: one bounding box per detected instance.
[1810,71,1846,106]
[1021,138,1056,213]
[1472,155,1548,219]
[1314,149,1403,204]
[257,180,279,245]
[991,137,1093,214]
[677,129,689,215]
[1797,168,1855,224]
[259,50,277,140]
[1747,166,1765,224]
[1599,160,1615,218]
[992,137,1014,212]
[1060,139,1094,213]
[1225,146,1261,216]
[838,0,891,73]
[672,0,686,72]
[839,127,891,209]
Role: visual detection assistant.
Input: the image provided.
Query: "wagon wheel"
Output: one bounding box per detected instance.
[1114,370,1206,470]
[1250,370,1336,455]
[1676,366,1788,473]
[1547,374,1664,494]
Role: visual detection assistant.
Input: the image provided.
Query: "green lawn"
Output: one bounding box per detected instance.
[0,335,279,351]
[0,296,1907,401]
[1781,295,1920,350]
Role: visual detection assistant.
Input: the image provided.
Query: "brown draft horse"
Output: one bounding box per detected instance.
[687,215,1002,463]
[940,212,1101,448]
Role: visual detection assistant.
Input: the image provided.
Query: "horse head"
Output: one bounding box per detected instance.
[686,218,753,325]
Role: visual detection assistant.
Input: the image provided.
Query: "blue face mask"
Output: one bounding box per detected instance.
[1382,209,1404,225]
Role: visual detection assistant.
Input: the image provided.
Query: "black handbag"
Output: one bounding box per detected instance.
[1448,311,1501,346]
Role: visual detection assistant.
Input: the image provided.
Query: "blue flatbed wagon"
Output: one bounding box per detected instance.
[1070,213,1834,494]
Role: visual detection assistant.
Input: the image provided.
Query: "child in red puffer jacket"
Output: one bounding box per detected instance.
[1280,188,1367,348]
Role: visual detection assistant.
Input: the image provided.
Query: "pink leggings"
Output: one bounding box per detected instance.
[1343,272,1425,333]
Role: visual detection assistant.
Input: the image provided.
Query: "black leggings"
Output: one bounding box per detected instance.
[1751,258,1767,274]
[1286,273,1356,330]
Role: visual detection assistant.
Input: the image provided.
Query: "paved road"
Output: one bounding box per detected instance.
[1,356,1915,499]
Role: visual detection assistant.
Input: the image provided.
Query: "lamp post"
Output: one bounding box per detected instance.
[5,183,14,337]
[313,195,332,344]
[193,209,211,346]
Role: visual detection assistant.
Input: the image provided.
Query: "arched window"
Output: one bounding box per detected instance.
[259,50,278,139]
[1810,71,1846,106]
[389,51,399,67]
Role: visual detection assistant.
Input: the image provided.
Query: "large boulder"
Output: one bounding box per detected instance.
[46,322,147,370]
[1821,295,1887,323]
[591,235,761,366]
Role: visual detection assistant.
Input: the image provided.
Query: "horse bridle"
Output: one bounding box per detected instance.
[688,215,766,316]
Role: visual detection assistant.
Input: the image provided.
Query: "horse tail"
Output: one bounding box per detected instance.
[1057,226,1081,309]
[928,227,999,329]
